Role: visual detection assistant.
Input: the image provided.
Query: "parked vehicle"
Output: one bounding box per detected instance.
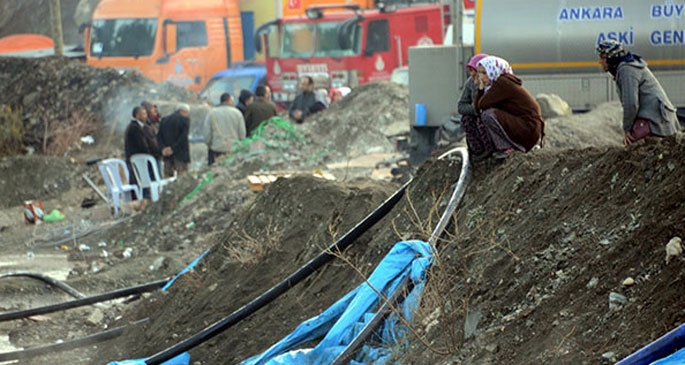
[282,0,376,18]
[200,62,267,105]
[390,66,409,86]
[474,0,685,110]
[405,0,685,167]
[0,34,84,59]
[83,0,244,92]
[254,2,447,107]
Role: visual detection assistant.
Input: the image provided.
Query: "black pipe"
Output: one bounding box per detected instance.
[144,180,412,365]
[0,318,148,362]
[0,279,168,322]
[0,272,86,299]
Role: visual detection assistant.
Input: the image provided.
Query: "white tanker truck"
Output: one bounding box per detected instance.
[475,0,685,111]
[404,0,685,164]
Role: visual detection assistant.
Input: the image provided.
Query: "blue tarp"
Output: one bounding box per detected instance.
[652,348,685,365]
[618,322,685,365]
[241,240,435,365]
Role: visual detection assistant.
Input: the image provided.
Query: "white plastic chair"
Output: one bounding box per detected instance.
[130,154,176,202]
[98,158,141,215]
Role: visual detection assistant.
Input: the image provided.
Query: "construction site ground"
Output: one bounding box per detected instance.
[0,56,684,365]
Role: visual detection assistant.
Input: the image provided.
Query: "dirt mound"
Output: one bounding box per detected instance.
[300,82,409,159]
[405,136,685,364]
[0,57,196,151]
[91,169,457,364]
[544,101,624,148]
[92,136,685,365]
[0,155,84,208]
[216,82,410,176]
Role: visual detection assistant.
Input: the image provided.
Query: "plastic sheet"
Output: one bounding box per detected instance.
[241,240,434,365]
[617,322,685,365]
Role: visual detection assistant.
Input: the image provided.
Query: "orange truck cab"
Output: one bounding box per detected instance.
[84,0,244,92]
[255,3,446,106]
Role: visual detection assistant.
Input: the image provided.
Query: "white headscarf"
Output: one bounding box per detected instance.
[337,87,351,97]
[314,88,330,107]
[477,56,513,84]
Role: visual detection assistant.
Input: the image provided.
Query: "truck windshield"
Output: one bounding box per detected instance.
[201,75,256,106]
[90,18,157,57]
[279,21,360,58]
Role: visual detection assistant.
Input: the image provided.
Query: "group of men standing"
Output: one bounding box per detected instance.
[124,102,191,186]
[203,85,278,165]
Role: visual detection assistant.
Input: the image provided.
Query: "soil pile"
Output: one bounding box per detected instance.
[213,82,410,175]
[91,162,460,364]
[0,57,196,150]
[86,136,685,364]
[300,82,409,159]
[406,136,685,364]
[544,101,624,149]
[0,155,83,209]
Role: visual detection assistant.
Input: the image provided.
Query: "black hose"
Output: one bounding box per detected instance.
[0,271,86,299]
[0,318,148,362]
[0,279,168,322]
[144,179,413,365]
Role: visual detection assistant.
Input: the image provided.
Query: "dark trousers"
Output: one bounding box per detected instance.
[207,149,225,166]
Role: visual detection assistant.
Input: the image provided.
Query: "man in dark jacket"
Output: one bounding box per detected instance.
[244,85,278,136]
[158,104,191,178]
[236,89,253,116]
[288,76,316,123]
[124,106,152,188]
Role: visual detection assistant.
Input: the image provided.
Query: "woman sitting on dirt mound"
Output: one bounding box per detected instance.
[468,56,545,160]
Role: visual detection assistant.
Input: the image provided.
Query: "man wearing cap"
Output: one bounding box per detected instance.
[596,40,680,145]
[158,104,191,177]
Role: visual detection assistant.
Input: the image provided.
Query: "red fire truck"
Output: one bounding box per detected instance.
[255,2,448,106]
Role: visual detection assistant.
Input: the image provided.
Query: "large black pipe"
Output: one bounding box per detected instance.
[0,271,86,299]
[144,180,412,365]
[0,318,148,362]
[0,279,168,322]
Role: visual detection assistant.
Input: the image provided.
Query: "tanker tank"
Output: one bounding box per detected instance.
[476,0,685,74]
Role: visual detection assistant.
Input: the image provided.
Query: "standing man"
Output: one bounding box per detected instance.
[203,93,246,166]
[596,40,680,145]
[244,85,278,136]
[288,76,316,124]
[141,101,161,133]
[139,101,161,161]
[124,106,152,187]
[158,104,191,177]
[236,89,254,116]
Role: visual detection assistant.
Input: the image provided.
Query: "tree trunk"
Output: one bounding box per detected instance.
[49,0,64,56]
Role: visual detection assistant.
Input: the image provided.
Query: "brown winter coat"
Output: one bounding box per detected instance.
[475,74,545,151]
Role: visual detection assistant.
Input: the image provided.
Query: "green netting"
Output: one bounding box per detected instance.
[223,117,306,165]
[175,171,213,211]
